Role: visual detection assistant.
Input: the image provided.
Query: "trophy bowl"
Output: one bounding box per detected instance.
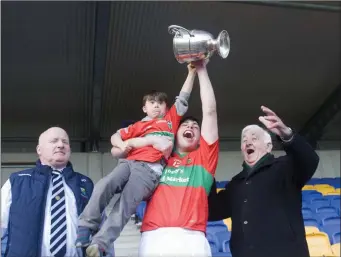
[168,25,230,64]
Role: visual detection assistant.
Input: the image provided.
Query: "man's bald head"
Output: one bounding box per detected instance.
[38,127,68,143]
[37,127,71,169]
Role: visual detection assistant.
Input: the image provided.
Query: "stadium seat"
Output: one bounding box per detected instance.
[302,207,313,216]
[314,184,335,189]
[207,233,220,253]
[333,232,340,244]
[316,214,339,225]
[322,216,340,226]
[311,202,332,213]
[207,221,228,234]
[311,198,330,206]
[216,181,228,188]
[207,232,232,257]
[302,185,315,190]
[321,224,341,244]
[136,201,146,220]
[324,191,340,196]
[332,183,341,189]
[302,190,322,197]
[305,226,319,234]
[320,189,338,196]
[302,200,310,208]
[222,240,231,253]
[208,220,225,226]
[305,231,334,256]
[303,191,323,202]
[331,243,340,256]
[304,218,320,228]
[215,231,231,251]
[306,178,322,185]
[223,218,232,231]
[317,190,336,196]
[316,206,338,215]
[325,195,340,202]
[331,198,341,214]
[323,177,340,186]
[303,213,316,220]
[213,252,232,257]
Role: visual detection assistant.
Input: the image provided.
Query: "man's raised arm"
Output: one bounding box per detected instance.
[195,61,218,144]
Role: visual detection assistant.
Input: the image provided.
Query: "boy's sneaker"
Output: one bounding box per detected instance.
[75,226,92,247]
[86,243,106,257]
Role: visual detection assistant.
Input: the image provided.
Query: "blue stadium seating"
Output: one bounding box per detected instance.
[333,232,340,244]
[207,177,340,255]
[136,201,146,220]
[134,177,341,255]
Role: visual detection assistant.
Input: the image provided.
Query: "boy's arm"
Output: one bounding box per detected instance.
[110,121,143,154]
[180,64,197,97]
[128,136,173,158]
[111,132,131,153]
[173,64,197,116]
[111,136,173,159]
[111,146,128,159]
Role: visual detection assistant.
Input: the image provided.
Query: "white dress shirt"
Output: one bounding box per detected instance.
[1,168,81,257]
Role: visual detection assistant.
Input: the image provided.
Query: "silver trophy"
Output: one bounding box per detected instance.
[168,25,230,64]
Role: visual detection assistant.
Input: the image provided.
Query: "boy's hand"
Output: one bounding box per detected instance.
[188,63,197,74]
[120,141,133,154]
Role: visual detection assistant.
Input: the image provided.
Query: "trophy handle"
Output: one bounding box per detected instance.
[168,25,194,37]
[216,30,230,58]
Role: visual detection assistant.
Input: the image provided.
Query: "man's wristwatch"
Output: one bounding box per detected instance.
[280,127,294,142]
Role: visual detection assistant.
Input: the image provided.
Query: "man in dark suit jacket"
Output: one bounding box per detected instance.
[208,106,319,257]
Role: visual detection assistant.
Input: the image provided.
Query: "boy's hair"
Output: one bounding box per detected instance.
[142,90,168,106]
[179,116,200,126]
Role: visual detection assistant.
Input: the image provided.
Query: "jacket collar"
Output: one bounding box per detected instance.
[232,153,275,180]
[35,159,74,179]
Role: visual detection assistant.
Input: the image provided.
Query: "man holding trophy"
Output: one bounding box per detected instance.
[135,25,230,256]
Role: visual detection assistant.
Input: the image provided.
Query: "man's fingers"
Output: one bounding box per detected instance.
[267,122,281,129]
[263,115,278,122]
[258,116,269,126]
[261,106,276,116]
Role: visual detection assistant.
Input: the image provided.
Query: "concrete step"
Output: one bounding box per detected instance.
[113,248,139,257]
[114,239,140,248]
[115,235,141,244]
[114,219,141,256]
[117,229,141,236]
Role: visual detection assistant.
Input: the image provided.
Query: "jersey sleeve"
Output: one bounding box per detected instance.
[118,122,142,141]
[166,93,189,133]
[199,136,219,175]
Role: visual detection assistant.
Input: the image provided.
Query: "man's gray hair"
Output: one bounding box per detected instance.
[241,124,272,145]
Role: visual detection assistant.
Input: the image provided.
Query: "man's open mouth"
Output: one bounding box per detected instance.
[246,149,255,155]
[183,130,194,139]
